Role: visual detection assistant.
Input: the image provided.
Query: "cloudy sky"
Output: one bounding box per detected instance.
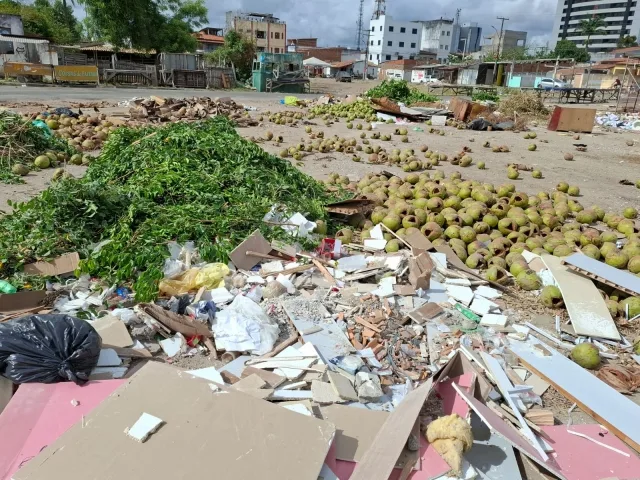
[206,0,559,49]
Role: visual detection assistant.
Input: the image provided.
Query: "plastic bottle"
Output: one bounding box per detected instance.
[0,280,17,294]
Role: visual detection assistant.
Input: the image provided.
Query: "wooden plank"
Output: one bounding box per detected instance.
[509,336,640,454]
[349,378,434,480]
[480,352,549,461]
[354,316,382,333]
[563,253,640,296]
[541,254,620,341]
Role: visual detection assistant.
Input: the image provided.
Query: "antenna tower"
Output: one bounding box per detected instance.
[355,0,365,49]
[372,0,386,20]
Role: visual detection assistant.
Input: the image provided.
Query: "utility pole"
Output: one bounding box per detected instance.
[494,16,508,85]
[363,30,371,80]
[355,0,365,51]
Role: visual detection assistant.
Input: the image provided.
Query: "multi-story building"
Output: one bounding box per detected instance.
[225,11,286,54]
[418,18,460,62]
[367,15,422,64]
[458,22,482,54]
[194,27,224,53]
[481,30,527,56]
[550,0,640,54]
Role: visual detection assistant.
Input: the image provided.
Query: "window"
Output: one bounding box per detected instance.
[442,31,445,35]
[369,54,373,60]
[399,41,404,47]
[0,27,12,54]
[409,55,415,59]
[274,47,279,53]
[270,32,273,38]
[386,54,392,60]
[411,42,416,48]
[398,55,403,59]
[445,45,448,50]
[275,32,280,39]
[380,26,382,31]
[389,26,394,32]
[377,54,380,59]
[517,39,525,46]
[400,27,406,33]
[388,40,392,46]
[256,30,266,39]
[447,31,450,36]
[412,28,418,34]
[378,40,381,45]
[371,40,374,45]
[371,26,375,32]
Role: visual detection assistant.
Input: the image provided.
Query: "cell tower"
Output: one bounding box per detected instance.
[355,0,364,50]
[372,0,386,20]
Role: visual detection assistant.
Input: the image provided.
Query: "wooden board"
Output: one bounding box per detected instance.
[540,254,620,340]
[547,106,596,133]
[13,362,335,480]
[229,229,272,271]
[509,336,640,454]
[563,253,640,296]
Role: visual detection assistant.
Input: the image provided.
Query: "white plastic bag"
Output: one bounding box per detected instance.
[212,295,279,355]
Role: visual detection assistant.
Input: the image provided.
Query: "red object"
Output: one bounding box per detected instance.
[186,335,201,348]
[317,238,337,260]
[436,373,475,417]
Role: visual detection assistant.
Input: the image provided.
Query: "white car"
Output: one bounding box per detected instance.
[538,78,568,89]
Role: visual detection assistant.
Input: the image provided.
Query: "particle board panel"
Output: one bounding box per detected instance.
[509,336,640,454]
[13,362,335,480]
[540,254,620,340]
[547,106,596,133]
[563,252,640,296]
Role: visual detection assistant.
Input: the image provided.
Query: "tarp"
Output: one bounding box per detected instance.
[303,57,331,68]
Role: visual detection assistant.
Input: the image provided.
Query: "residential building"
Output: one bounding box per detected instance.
[378,58,420,80]
[417,18,460,63]
[226,11,286,54]
[481,29,527,56]
[550,0,640,54]
[341,48,365,62]
[294,47,343,62]
[194,27,224,53]
[368,15,422,64]
[458,22,482,54]
[0,15,57,68]
[287,38,317,49]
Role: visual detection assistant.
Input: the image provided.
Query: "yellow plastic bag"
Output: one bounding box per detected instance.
[158,263,229,296]
[284,96,299,105]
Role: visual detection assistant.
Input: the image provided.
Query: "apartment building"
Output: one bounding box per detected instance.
[419,18,460,62]
[226,11,286,53]
[368,15,422,64]
[550,0,639,53]
[481,30,528,55]
[458,22,482,54]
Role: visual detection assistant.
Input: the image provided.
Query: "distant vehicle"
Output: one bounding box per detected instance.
[335,71,352,82]
[537,78,569,89]
[419,76,442,85]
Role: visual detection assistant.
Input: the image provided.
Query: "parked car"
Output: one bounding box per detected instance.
[419,76,442,85]
[335,71,352,82]
[537,78,569,89]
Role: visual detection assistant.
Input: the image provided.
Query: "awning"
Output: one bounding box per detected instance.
[303,57,331,68]
[0,35,49,44]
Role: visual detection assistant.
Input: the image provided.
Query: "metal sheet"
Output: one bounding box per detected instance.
[4,62,52,77]
[563,252,640,296]
[0,35,48,44]
[54,65,99,83]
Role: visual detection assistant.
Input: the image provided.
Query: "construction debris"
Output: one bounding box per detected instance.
[128,96,257,125]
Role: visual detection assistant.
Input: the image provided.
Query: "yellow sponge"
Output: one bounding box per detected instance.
[425,414,473,475]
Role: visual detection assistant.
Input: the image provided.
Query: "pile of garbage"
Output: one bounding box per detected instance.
[596,111,640,130]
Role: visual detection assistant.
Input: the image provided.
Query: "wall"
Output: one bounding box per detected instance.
[298,47,342,62]
[380,67,411,81]
[458,23,482,54]
[227,14,286,54]
[0,42,57,69]
[368,15,421,64]
[0,15,24,35]
[352,60,377,78]
[341,50,365,62]
[457,67,478,85]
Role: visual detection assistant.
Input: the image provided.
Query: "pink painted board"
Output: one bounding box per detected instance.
[541,424,640,480]
[453,384,566,480]
[436,373,475,417]
[0,380,124,480]
[334,436,450,480]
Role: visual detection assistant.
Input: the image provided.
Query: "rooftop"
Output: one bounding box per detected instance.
[195,32,224,44]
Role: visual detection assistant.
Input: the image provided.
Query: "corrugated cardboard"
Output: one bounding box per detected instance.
[13,362,335,480]
[0,290,46,316]
[90,315,133,347]
[23,252,80,277]
[408,252,433,290]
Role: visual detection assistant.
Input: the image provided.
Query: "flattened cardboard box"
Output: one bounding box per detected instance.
[23,252,80,277]
[0,290,46,316]
[13,362,335,480]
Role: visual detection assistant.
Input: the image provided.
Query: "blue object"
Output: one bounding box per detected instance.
[195,300,217,324]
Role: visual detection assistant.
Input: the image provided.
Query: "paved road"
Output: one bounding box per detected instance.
[0,85,320,103]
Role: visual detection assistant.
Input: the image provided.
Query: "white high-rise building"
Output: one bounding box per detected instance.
[368,15,422,64]
[550,0,640,54]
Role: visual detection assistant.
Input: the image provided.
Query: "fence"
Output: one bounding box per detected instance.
[205,67,236,89]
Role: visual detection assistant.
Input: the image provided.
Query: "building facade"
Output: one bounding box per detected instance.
[194,28,224,53]
[368,15,422,64]
[481,30,527,56]
[418,19,459,62]
[458,22,482,54]
[550,0,640,53]
[226,11,286,54]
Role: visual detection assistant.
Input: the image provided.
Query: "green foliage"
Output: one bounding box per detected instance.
[483,47,531,62]
[552,39,590,62]
[365,79,438,105]
[618,35,638,48]
[0,0,80,44]
[77,0,207,52]
[472,91,500,103]
[0,118,336,300]
[206,31,256,81]
[577,16,606,49]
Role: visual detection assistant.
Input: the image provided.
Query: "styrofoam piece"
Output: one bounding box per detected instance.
[298,342,326,365]
[384,256,404,270]
[125,413,164,443]
[208,287,234,304]
[187,367,225,384]
[370,224,384,240]
[475,285,502,299]
[159,334,185,358]
[337,255,367,273]
[480,314,508,327]
[364,239,387,251]
[97,349,122,367]
[446,285,474,306]
[261,261,284,274]
[246,275,266,284]
[469,296,499,316]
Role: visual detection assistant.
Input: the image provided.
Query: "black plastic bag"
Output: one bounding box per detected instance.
[0,314,102,385]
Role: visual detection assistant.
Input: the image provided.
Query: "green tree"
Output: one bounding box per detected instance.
[77,0,207,52]
[206,30,256,81]
[552,39,590,62]
[618,35,638,48]
[576,16,606,50]
[0,0,80,44]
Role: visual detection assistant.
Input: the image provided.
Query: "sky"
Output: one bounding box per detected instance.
[206,0,559,50]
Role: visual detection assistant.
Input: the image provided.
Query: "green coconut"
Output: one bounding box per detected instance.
[477,161,486,169]
[627,255,640,274]
[618,219,636,236]
[532,170,542,179]
[556,182,569,193]
[507,168,519,180]
[34,155,50,169]
[336,228,353,244]
[581,244,601,260]
[466,253,486,269]
[459,226,477,243]
[516,270,542,291]
[606,299,619,318]
[553,244,574,257]
[624,207,638,219]
[605,250,629,269]
[571,343,601,370]
[402,215,420,229]
[385,239,401,253]
[382,214,402,231]
[11,164,29,176]
[505,251,525,266]
[314,220,328,235]
[600,242,618,257]
[450,242,468,262]
[619,296,640,318]
[623,243,640,258]
[575,210,595,224]
[444,225,461,240]
[540,285,564,308]
[510,261,528,277]
[421,222,443,240]
[371,209,388,225]
[485,266,508,284]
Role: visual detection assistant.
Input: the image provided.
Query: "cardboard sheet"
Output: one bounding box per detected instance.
[13,362,335,480]
[23,252,80,277]
[229,229,272,271]
[510,336,640,454]
[541,254,620,340]
[90,315,133,347]
[0,290,46,316]
[0,380,124,480]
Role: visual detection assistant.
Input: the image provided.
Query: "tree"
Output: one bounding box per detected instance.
[206,30,256,81]
[552,39,590,62]
[0,0,80,44]
[576,16,605,50]
[618,35,638,48]
[77,0,208,52]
